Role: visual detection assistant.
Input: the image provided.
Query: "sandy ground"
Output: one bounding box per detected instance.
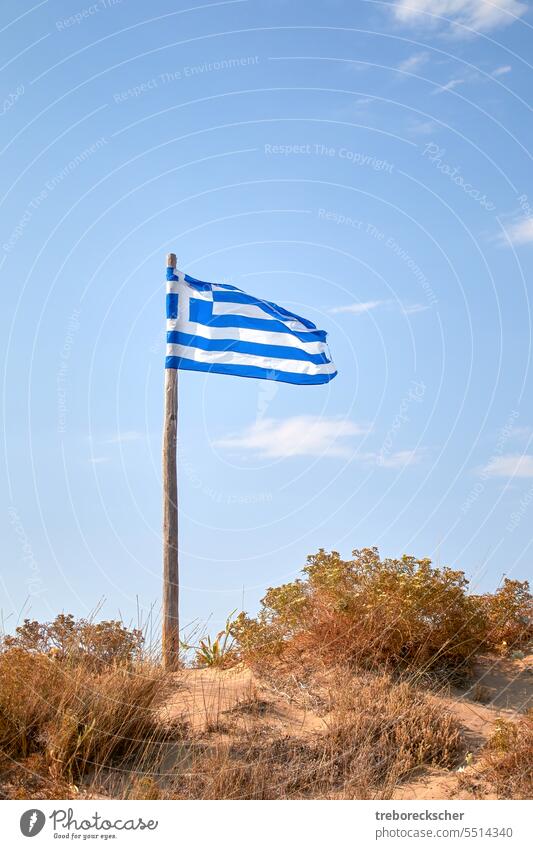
[392,653,532,799]
[160,664,327,735]
[159,653,532,800]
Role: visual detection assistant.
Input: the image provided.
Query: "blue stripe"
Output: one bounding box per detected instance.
[183,274,241,292]
[166,293,178,319]
[189,298,327,343]
[165,356,336,384]
[213,290,316,329]
[167,331,329,365]
[183,273,213,291]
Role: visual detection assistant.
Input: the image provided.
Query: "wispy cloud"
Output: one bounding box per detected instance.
[499,217,533,246]
[432,78,464,94]
[397,50,430,73]
[509,425,533,441]
[215,416,368,458]
[484,454,533,478]
[376,449,425,468]
[492,64,512,76]
[401,303,430,315]
[104,430,144,444]
[356,448,425,468]
[330,300,430,316]
[89,456,109,465]
[407,118,439,136]
[390,0,527,34]
[330,300,390,315]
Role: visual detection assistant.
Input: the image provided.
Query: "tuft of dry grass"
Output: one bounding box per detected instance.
[479,712,533,799]
[0,648,171,784]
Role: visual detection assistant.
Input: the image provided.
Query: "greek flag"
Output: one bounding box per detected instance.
[165,267,337,385]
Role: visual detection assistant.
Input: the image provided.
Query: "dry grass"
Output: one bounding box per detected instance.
[0,645,463,800]
[144,671,463,800]
[478,712,533,799]
[0,648,172,786]
[1,577,531,801]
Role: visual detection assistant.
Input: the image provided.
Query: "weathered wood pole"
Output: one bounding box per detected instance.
[162,252,179,669]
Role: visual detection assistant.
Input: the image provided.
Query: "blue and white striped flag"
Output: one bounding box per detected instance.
[165,267,337,385]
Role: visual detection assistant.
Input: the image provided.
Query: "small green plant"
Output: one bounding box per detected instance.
[185,612,239,669]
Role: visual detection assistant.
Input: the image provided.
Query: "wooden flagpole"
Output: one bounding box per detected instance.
[162,252,179,669]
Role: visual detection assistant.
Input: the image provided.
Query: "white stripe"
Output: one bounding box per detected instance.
[166,344,336,376]
[212,301,277,320]
[211,300,310,332]
[167,319,326,354]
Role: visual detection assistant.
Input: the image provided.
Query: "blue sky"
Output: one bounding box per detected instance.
[1,0,532,642]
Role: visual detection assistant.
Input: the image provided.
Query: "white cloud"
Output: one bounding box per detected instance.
[391,0,527,34]
[89,456,109,464]
[432,78,464,94]
[330,300,390,315]
[492,64,512,75]
[330,300,430,316]
[510,425,533,440]
[215,416,367,458]
[397,50,430,73]
[356,448,425,468]
[377,449,424,468]
[408,119,439,135]
[401,303,430,315]
[104,430,144,444]
[484,454,533,478]
[500,217,533,246]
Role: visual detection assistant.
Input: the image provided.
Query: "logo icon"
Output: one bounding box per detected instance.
[20,809,46,837]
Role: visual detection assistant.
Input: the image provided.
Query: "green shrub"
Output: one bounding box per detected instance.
[475,579,533,652]
[232,547,487,673]
[2,614,143,669]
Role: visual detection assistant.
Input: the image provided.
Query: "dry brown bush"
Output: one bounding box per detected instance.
[0,647,169,783]
[231,549,533,677]
[479,712,533,799]
[475,579,533,653]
